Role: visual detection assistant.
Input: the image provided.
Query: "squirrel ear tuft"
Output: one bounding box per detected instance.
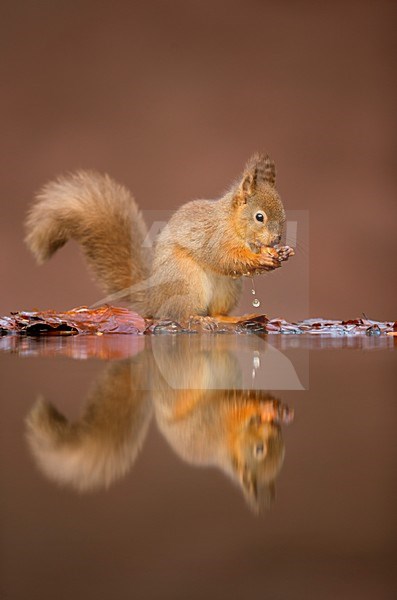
[233,174,251,206]
[240,153,276,196]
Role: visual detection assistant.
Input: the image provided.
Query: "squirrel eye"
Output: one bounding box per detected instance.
[255,212,264,222]
[253,442,265,458]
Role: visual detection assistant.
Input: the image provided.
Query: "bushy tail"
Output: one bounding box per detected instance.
[25,171,150,298]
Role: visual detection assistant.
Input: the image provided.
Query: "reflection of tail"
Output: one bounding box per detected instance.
[25,171,150,303]
[26,360,152,491]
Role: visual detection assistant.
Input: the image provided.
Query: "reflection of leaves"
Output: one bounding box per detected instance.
[4,306,146,336]
[0,335,145,360]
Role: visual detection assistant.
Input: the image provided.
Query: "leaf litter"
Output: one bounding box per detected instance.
[0,306,395,337]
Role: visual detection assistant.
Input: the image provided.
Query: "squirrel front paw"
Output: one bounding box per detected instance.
[276,245,295,261]
[249,245,295,273]
[256,247,282,271]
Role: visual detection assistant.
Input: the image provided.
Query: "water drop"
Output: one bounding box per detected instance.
[250,276,256,295]
[250,277,261,308]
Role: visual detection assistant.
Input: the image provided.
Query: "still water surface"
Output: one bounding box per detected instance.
[0,334,395,599]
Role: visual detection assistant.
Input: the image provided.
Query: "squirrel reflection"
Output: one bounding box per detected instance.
[26,337,293,511]
[26,356,152,492]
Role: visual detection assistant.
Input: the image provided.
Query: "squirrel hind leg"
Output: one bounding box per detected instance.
[151,296,207,324]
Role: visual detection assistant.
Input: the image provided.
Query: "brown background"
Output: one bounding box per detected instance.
[1,0,396,320]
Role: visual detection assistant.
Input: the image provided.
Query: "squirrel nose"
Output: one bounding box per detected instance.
[270,235,281,247]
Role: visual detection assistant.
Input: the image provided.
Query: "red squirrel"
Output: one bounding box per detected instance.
[26,154,294,321]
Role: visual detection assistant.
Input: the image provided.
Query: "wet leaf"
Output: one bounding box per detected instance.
[4,306,146,335]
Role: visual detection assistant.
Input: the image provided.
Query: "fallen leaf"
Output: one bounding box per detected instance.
[6,305,146,335]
